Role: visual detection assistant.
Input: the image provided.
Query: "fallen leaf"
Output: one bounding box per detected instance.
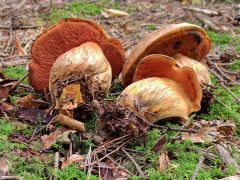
[61,154,85,170]
[15,33,26,56]
[41,127,67,149]
[99,161,129,180]
[0,79,17,99]
[182,120,236,143]
[17,107,58,124]
[159,152,169,174]
[0,102,14,112]
[58,84,84,117]
[151,136,165,153]
[57,114,86,133]
[0,156,9,176]
[104,9,129,17]
[17,93,44,108]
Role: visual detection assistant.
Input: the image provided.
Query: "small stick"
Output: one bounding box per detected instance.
[54,152,60,169]
[57,114,86,132]
[220,83,240,104]
[9,72,29,92]
[122,148,145,177]
[196,15,224,32]
[0,176,18,180]
[184,7,220,16]
[214,64,234,82]
[208,68,225,82]
[191,156,205,180]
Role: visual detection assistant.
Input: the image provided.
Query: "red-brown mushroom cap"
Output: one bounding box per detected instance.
[29,18,125,93]
[122,23,211,86]
[133,54,202,111]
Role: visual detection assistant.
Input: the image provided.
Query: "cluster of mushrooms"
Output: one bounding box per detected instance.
[28,18,212,130]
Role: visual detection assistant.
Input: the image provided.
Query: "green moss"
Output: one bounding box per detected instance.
[208,31,231,49]
[147,24,156,32]
[228,59,240,72]
[53,164,98,180]
[2,66,27,82]
[45,1,102,23]
[10,156,52,180]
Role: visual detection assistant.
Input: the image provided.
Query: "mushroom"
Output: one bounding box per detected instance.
[29,18,124,93]
[49,42,112,98]
[121,23,211,86]
[173,53,211,85]
[118,54,202,123]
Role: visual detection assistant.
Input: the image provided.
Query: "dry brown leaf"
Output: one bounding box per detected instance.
[61,154,85,170]
[41,127,67,149]
[182,120,236,143]
[57,114,86,133]
[58,84,84,117]
[220,176,240,180]
[151,136,165,153]
[17,93,43,109]
[159,152,169,174]
[17,107,57,124]
[0,156,9,176]
[0,79,17,100]
[0,102,14,112]
[15,33,26,56]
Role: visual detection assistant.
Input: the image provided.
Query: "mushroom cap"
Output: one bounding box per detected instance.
[49,42,112,98]
[122,23,211,86]
[173,53,211,85]
[133,54,202,111]
[117,77,196,123]
[29,18,124,93]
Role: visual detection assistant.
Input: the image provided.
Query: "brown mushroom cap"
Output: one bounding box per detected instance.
[122,23,211,86]
[29,18,124,93]
[133,54,202,111]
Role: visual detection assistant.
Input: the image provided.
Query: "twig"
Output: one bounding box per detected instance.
[122,148,145,177]
[54,152,60,169]
[191,156,205,180]
[9,72,29,92]
[0,176,18,180]
[196,15,225,32]
[0,55,30,68]
[208,68,225,82]
[220,83,240,104]
[184,7,220,16]
[214,64,234,82]
[215,144,240,173]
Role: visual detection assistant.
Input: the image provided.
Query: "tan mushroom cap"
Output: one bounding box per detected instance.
[29,18,124,93]
[133,54,202,111]
[118,77,197,122]
[173,54,211,85]
[49,42,112,98]
[122,23,211,86]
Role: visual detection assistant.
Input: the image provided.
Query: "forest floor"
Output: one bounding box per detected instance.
[0,0,240,179]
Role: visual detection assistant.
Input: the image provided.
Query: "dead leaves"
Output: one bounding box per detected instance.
[41,127,76,150]
[17,93,44,108]
[61,154,85,170]
[182,120,236,143]
[159,152,169,174]
[58,84,84,117]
